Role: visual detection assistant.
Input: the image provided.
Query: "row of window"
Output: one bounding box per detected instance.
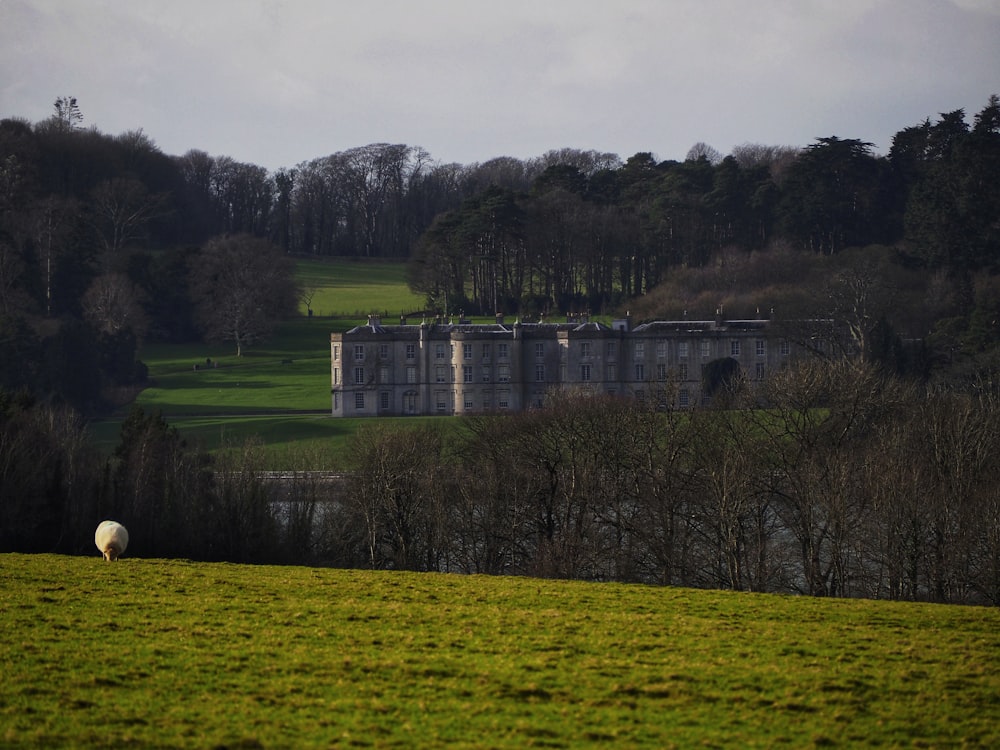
[336,360,770,386]
[336,339,790,364]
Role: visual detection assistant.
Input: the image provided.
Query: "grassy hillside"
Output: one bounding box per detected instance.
[91,259,426,465]
[2,554,998,748]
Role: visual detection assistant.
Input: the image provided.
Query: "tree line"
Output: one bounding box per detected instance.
[4,359,997,606]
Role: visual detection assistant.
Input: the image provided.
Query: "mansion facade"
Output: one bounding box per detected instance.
[331,313,832,417]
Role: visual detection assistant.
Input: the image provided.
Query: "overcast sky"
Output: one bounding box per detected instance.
[2,0,999,170]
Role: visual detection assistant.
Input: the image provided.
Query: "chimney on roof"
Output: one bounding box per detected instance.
[715,307,723,326]
[495,312,504,324]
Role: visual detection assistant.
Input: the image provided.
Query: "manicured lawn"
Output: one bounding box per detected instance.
[2,554,998,748]
[294,258,425,318]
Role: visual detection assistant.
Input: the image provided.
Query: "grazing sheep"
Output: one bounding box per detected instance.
[95,520,129,561]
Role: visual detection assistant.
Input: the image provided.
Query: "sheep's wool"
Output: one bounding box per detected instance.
[95,520,129,561]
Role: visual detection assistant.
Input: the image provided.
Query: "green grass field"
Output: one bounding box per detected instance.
[2,554,998,748]
[90,259,429,466]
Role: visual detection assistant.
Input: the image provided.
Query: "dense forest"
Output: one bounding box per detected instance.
[1,96,999,602]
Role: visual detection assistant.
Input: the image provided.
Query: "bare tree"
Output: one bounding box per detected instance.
[81,272,147,338]
[189,234,298,356]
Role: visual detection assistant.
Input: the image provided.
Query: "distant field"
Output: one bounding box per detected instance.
[294,257,425,318]
[2,554,998,748]
[91,259,428,466]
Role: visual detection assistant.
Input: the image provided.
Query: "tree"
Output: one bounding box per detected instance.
[52,97,83,132]
[189,234,298,356]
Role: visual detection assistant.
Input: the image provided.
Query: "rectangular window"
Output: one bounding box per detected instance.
[463,365,474,383]
[406,366,416,384]
[657,363,667,381]
[378,365,389,383]
[634,342,645,360]
[581,364,591,382]
[482,366,491,382]
[498,364,510,383]
[756,339,766,358]
[581,342,592,357]
[657,340,668,360]
[435,391,447,412]
[535,342,545,359]
[436,365,447,383]
[354,345,365,362]
[678,342,688,360]
[464,396,474,410]
[679,389,690,408]
[406,344,416,360]
[354,367,365,385]
[463,343,473,360]
[332,344,340,361]
[701,340,711,358]
[498,391,510,409]
[333,367,340,385]
[379,391,390,410]
[606,342,616,358]
[730,340,741,357]
[379,344,389,359]
[498,343,509,359]
[635,363,645,381]
[354,392,365,410]
[755,362,766,379]
[482,343,491,360]
[678,363,688,380]
[535,364,545,382]
[435,343,446,359]
[780,340,791,356]
[607,363,617,381]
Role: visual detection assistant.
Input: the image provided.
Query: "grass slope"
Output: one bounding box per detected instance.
[2,554,998,748]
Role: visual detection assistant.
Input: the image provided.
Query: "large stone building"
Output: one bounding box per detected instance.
[331,313,833,417]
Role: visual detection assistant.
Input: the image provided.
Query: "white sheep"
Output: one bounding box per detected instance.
[95,520,129,561]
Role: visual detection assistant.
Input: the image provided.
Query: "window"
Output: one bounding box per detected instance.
[333,367,340,385]
[634,342,645,360]
[482,343,491,360]
[436,365,448,383]
[354,345,365,362]
[535,364,545,382]
[730,340,741,357]
[354,367,365,385]
[607,363,617,381]
[657,363,667,381]
[780,340,791,356]
[435,391,447,412]
[498,343,509,359]
[581,364,591,382]
[379,391,390,410]
[379,344,389,359]
[354,392,365,410]
[581,342,592,357]
[756,339,766,358]
[464,395,474,410]
[498,391,510,409]
[482,366,491,382]
[678,342,688,360]
[378,365,389,383]
[635,363,645,381]
[535,342,545,359]
[403,391,416,414]
[700,340,711,358]
[498,364,510,383]
[463,365,474,383]
[678,363,688,380]
[606,342,616,358]
[406,366,417,384]
[406,344,416,360]
[755,362,766,379]
[658,340,669,359]
[463,343,473,360]
[678,389,690,408]
[532,392,544,408]
[435,343,446,359]
[332,344,340,361]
